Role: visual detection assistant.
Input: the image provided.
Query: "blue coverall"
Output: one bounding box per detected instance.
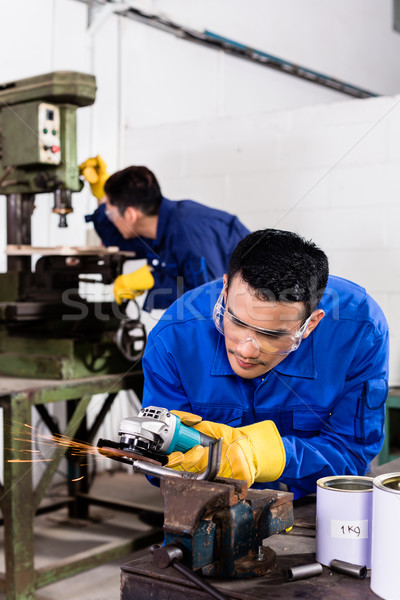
[142,276,389,499]
[86,198,249,311]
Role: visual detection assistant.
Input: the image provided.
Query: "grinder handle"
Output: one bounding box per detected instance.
[169,418,215,454]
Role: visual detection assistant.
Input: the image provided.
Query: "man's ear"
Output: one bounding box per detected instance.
[223,274,228,302]
[124,206,138,226]
[302,309,325,339]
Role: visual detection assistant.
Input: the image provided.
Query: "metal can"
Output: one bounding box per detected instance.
[371,473,400,599]
[316,475,373,567]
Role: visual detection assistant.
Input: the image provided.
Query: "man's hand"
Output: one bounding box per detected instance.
[167,411,286,486]
[79,155,109,201]
[114,265,154,304]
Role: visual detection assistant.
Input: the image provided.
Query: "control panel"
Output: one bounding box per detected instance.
[2,100,61,167]
[38,103,61,165]
[0,70,96,195]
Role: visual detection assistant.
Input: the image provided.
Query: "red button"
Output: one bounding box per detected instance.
[51,145,61,153]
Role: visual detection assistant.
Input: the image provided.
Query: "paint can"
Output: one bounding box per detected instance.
[371,473,400,599]
[316,475,373,567]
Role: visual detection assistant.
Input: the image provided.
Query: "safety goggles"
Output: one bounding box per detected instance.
[213,286,312,356]
[105,204,124,223]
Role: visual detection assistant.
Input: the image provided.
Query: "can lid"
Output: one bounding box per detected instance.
[317,475,373,492]
[373,473,400,493]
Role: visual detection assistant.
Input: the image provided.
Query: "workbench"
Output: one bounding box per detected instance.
[0,371,160,600]
[121,459,400,600]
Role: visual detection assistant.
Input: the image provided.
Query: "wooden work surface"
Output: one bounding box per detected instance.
[121,460,400,600]
[5,244,136,256]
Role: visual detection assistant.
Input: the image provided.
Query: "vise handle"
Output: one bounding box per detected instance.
[151,544,229,600]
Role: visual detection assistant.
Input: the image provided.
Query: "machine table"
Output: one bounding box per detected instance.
[0,371,156,600]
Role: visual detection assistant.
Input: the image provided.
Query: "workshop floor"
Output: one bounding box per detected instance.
[0,469,164,600]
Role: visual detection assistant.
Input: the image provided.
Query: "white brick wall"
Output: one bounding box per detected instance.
[124,94,400,384]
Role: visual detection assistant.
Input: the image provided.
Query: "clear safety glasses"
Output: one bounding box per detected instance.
[213,286,312,356]
[105,205,122,223]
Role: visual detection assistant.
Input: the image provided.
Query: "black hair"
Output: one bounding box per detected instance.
[104,166,162,216]
[227,229,329,317]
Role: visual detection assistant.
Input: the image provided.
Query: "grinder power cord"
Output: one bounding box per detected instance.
[113,264,155,362]
[167,410,285,486]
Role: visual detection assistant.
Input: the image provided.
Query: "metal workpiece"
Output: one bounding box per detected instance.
[330,559,367,579]
[130,437,222,481]
[285,562,323,581]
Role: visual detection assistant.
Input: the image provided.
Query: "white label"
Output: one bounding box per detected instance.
[331,519,368,539]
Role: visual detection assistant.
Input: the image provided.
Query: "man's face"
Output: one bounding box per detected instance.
[105,200,137,239]
[223,275,313,379]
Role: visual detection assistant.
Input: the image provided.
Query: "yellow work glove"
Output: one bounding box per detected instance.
[79,155,109,200]
[113,265,154,304]
[167,411,286,487]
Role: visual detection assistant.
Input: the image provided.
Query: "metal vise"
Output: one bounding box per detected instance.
[154,476,293,579]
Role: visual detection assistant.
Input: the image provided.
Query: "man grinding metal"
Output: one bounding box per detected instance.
[141,229,389,499]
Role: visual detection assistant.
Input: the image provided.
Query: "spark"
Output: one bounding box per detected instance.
[7,422,111,464]
[8,459,53,463]
[4,448,40,453]
[71,476,84,482]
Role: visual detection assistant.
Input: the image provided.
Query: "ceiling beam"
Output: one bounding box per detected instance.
[76,0,380,99]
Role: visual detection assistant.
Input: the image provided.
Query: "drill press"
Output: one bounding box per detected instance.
[0,71,145,378]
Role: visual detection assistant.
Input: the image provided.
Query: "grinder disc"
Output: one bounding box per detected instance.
[97,438,167,465]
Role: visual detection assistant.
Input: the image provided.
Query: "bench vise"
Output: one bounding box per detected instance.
[154,476,293,580]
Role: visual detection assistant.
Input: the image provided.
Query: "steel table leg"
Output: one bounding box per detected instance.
[2,393,35,600]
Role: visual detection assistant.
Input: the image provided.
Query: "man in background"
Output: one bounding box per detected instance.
[81,156,249,311]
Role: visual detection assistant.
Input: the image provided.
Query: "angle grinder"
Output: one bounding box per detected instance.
[97,406,215,468]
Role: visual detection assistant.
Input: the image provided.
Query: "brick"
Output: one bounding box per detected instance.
[162,176,228,210]
[226,168,331,212]
[329,250,400,293]
[330,163,400,208]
